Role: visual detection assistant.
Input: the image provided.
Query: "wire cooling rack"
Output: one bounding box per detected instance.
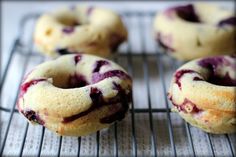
[1,11,236,157]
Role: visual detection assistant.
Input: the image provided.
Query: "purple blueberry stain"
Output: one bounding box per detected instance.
[198,56,236,86]
[198,56,230,70]
[74,54,82,64]
[62,83,132,124]
[62,27,75,34]
[93,60,109,73]
[100,82,131,123]
[61,19,80,34]
[62,87,103,123]
[91,59,131,84]
[168,94,202,114]
[112,82,132,103]
[92,70,131,84]
[19,79,47,98]
[87,6,94,16]
[90,87,104,106]
[199,56,224,75]
[218,17,236,27]
[174,69,201,89]
[62,61,132,123]
[17,79,47,112]
[164,4,200,22]
[175,4,200,23]
[22,110,45,125]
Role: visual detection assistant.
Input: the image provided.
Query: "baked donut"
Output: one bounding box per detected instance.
[34,6,127,57]
[17,54,132,136]
[168,55,236,134]
[153,3,236,61]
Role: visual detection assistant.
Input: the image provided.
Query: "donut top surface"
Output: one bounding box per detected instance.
[17,54,132,125]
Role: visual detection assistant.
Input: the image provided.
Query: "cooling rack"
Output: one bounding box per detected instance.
[0,11,235,157]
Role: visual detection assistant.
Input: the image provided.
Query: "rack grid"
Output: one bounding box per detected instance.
[1,11,235,157]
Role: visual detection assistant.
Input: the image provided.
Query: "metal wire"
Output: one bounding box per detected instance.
[172,59,196,157]
[113,57,119,157]
[37,127,45,157]
[226,134,235,157]
[185,123,196,156]
[77,137,81,157]
[139,13,157,157]
[0,15,36,155]
[1,11,235,157]
[125,12,138,157]
[96,131,100,157]
[19,123,29,157]
[156,55,177,157]
[0,39,19,91]
[113,123,118,157]
[57,136,63,157]
[0,106,171,113]
[19,56,45,156]
[207,134,215,157]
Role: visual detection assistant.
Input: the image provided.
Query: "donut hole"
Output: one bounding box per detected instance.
[56,15,82,34]
[205,71,236,86]
[46,71,89,89]
[56,14,81,27]
[67,73,89,88]
[59,18,80,27]
[45,58,130,89]
[198,56,236,86]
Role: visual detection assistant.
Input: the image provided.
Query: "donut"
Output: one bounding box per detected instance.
[153,3,236,61]
[34,6,127,57]
[168,55,236,134]
[17,54,132,136]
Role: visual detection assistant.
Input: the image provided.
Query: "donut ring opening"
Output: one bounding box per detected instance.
[197,56,236,86]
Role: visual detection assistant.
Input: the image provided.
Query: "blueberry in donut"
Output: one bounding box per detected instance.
[168,55,236,134]
[17,54,132,136]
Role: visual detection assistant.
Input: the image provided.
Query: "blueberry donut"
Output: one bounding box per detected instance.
[17,54,132,136]
[154,3,236,61]
[34,6,127,57]
[168,55,236,134]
